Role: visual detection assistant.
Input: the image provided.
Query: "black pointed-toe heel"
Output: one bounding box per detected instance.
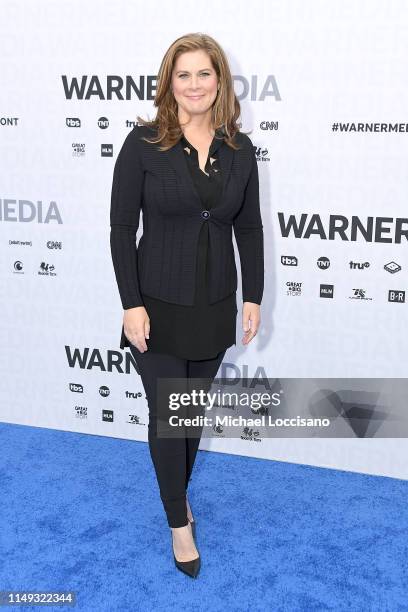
[172,523,201,578]
[173,550,201,578]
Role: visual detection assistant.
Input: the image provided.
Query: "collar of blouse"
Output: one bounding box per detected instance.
[180,127,225,161]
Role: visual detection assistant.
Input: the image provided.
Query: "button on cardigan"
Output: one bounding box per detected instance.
[110,124,264,350]
[142,133,237,360]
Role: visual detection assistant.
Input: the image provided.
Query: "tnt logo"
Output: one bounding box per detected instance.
[388,290,405,303]
[99,385,110,398]
[317,257,330,270]
[98,116,109,129]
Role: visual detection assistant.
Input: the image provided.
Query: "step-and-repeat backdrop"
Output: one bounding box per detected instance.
[1,1,407,479]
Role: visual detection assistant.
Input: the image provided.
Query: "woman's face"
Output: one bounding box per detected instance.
[171,49,218,120]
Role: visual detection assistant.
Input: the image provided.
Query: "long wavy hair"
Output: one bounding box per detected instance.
[136,32,247,151]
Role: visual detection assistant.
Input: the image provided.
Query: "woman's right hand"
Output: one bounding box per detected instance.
[123,306,150,352]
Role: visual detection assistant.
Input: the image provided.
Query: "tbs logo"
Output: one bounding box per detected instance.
[66,117,80,127]
[70,383,83,393]
[281,255,298,266]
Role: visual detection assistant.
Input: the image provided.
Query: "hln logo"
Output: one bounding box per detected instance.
[101,144,113,157]
[320,284,334,298]
[102,409,114,422]
[388,290,405,303]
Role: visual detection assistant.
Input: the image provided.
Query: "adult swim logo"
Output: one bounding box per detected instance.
[278,213,408,243]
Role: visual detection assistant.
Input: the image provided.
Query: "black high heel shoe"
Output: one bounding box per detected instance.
[172,522,201,578]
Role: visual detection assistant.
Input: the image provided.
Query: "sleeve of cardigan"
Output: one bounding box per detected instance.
[110,127,145,309]
[232,135,264,305]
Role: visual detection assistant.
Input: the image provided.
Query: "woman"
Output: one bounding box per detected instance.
[110,32,264,578]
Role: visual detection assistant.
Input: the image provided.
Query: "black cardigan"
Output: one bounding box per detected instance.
[136,132,237,358]
[110,125,264,313]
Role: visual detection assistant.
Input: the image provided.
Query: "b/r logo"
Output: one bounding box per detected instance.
[388,290,405,303]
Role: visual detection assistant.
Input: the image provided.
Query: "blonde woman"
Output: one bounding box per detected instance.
[110,32,264,578]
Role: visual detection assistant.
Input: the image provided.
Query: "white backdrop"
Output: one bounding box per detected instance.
[1,0,407,479]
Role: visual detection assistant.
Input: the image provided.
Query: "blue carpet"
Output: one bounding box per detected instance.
[0,421,407,612]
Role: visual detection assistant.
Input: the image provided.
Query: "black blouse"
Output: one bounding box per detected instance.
[141,132,237,360]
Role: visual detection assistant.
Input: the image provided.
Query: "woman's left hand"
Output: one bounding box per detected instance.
[241,302,261,345]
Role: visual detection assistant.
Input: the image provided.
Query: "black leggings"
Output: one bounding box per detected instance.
[128,345,226,528]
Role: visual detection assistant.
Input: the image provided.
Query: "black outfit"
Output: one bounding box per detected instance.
[128,345,226,528]
[109,124,264,529]
[142,133,237,360]
[109,124,264,351]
